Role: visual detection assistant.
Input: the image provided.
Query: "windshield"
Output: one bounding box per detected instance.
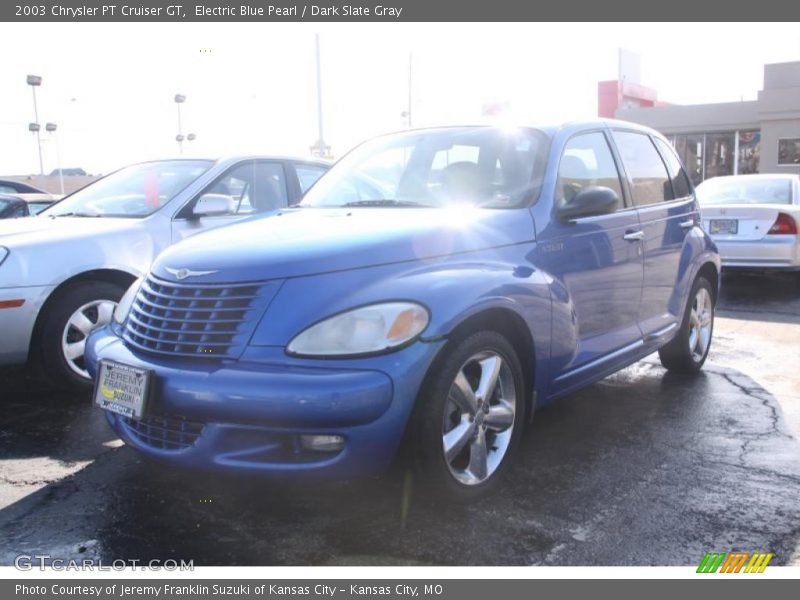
[697,177,793,205]
[0,199,9,211]
[42,160,213,218]
[301,127,549,209]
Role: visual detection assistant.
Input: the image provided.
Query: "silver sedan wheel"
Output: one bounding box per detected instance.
[62,299,117,379]
[687,287,713,363]
[441,350,517,486]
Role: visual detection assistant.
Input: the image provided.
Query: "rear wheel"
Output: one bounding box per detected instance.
[36,280,123,390]
[411,331,525,499]
[658,276,715,373]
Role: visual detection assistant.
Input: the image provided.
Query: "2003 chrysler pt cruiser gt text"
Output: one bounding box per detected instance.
[86,120,720,497]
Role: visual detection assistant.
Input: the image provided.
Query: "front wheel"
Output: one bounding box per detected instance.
[35,280,124,389]
[410,331,525,499]
[658,276,715,373]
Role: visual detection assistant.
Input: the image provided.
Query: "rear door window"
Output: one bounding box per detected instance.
[613,131,673,206]
[654,138,692,199]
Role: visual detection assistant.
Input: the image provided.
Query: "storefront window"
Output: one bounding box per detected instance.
[737,130,761,174]
[778,138,800,166]
[704,132,735,179]
[669,129,762,182]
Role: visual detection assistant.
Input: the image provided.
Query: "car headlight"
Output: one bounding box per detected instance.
[113,277,143,325]
[0,247,8,267]
[287,302,430,357]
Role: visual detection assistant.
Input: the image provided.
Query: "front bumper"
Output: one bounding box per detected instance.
[86,328,443,479]
[713,235,800,270]
[0,285,53,365]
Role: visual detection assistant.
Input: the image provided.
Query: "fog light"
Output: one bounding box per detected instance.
[299,434,345,453]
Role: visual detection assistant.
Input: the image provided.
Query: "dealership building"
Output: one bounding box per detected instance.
[599,60,800,185]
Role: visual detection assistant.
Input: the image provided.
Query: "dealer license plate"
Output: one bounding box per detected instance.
[709,219,738,235]
[94,360,151,420]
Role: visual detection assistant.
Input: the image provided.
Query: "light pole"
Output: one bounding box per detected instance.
[407,52,413,128]
[174,94,186,154]
[310,33,329,158]
[45,123,64,195]
[399,53,414,129]
[27,75,44,175]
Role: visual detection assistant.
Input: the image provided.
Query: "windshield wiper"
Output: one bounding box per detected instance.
[341,199,431,208]
[48,212,101,218]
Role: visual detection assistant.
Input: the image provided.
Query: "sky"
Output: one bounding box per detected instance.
[1,22,799,176]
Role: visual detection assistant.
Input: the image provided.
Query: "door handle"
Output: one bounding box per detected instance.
[623,230,645,242]
[679,219,696,229]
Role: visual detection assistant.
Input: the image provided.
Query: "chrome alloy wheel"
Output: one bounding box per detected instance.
[61,299,117,379]
[441,350,517,486]
[688,287,713,363]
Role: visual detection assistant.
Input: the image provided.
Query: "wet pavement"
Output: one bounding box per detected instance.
[1,272,799,566]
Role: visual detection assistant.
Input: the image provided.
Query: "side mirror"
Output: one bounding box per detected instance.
[556,186,619,221]
[192,193,236,218]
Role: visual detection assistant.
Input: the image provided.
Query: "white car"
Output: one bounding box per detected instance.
[697,174,800,272]
[0,156,329,387]
[0,178,59,214]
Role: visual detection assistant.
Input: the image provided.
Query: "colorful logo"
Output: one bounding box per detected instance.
[101,384,120,400]
[697,552,773,573]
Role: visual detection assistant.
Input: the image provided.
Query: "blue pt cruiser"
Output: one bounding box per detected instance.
[87,120,720,498]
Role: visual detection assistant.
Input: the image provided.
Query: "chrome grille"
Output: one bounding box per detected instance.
[122,414,204,451]
[123,275,262,358]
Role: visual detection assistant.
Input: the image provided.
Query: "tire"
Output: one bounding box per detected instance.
[410,330,525,500]
[35,280,124,390]
[658,276,715,373]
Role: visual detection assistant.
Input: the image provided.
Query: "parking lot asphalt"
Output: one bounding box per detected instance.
[1,272,798,566]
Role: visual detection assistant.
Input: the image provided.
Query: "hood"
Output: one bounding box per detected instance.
[0,215,138,248]
[152,207,535,283]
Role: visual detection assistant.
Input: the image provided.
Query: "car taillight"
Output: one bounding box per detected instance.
[767,213,798,235]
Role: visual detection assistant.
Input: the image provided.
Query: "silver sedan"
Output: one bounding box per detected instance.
[697,174,800,271]
[0,156,329,387]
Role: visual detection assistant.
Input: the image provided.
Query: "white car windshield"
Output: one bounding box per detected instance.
[300,127,549,209]
[42,160,213,218]
[697,177,793,205]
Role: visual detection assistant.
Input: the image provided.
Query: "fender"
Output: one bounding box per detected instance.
[250,247,551,348]
[672,228,721,322]
[48,262,144,290]
[248,247,554,406]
